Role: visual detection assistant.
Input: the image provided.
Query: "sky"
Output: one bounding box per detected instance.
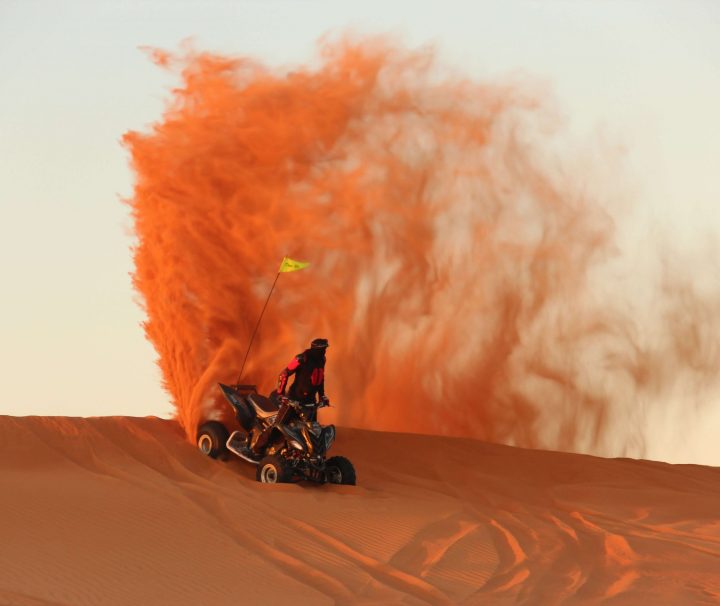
[1,0,719,463]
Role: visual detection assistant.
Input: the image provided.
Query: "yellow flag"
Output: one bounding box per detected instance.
[278,256,310,273]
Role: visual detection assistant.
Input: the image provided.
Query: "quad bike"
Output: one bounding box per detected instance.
[196,383,356,485]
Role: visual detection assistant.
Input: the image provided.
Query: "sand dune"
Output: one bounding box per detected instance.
[0,416,718,605]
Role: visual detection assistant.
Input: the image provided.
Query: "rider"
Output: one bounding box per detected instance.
[276,337,330,411]
[246,338,330,456]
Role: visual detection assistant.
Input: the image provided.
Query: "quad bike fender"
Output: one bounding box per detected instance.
[218,383,256,430]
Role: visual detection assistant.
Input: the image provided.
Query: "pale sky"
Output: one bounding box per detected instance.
[1,0,719,463]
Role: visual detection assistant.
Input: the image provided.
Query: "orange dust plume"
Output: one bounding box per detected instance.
[123,37,719,456]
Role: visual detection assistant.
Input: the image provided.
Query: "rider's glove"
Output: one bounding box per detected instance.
[320,395,330,407]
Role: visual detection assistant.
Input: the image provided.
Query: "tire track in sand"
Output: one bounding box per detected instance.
[568,511,640,600]
[288,518,453,605]
[174,485,357,604]
[388,511,480,579]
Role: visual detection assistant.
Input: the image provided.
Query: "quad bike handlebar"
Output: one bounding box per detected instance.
[278,395,330,409]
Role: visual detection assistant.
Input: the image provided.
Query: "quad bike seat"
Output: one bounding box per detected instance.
[248,393,279,418]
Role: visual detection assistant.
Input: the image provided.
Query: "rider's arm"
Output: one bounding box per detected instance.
[276,355,301,394]
[317,368,328,405]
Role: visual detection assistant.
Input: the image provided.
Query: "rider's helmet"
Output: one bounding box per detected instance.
[310,338,329,349]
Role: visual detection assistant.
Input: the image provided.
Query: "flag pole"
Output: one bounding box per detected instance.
[236,269,282,385]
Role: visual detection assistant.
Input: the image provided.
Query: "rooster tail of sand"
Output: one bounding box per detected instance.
[124,37,720,457]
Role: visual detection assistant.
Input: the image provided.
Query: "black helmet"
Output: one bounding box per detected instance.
[310,338,329,349]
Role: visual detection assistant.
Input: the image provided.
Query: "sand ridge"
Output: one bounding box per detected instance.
[1,416,718,605]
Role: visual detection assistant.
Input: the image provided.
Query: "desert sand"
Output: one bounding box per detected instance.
[0,416,718,605]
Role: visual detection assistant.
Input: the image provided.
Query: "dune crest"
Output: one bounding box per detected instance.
[1,415,718,604]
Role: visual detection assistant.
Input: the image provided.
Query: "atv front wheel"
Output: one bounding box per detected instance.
[196,421,229,459]
[257,455,291,483]
[325,456,356,485]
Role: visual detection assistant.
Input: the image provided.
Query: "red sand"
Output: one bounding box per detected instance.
[1,415,718,604]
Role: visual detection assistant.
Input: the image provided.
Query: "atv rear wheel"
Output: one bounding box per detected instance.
[325,456,356,485]
[197,421,229,459]
[256,455,291,483]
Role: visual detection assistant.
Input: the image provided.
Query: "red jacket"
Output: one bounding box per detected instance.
[276,349,326,403]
